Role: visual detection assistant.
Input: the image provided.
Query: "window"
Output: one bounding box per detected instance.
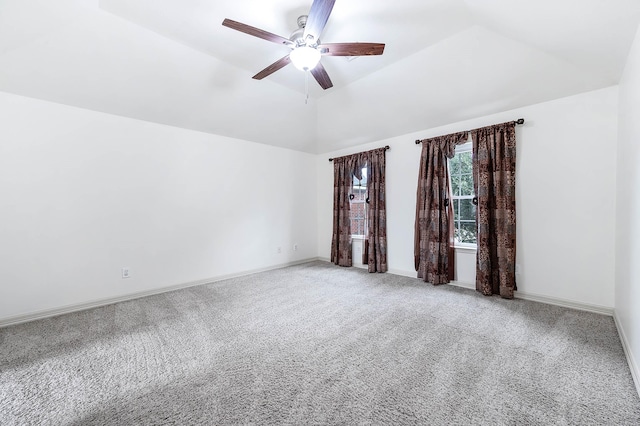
[449,142,476,246]
[350,167,367,236]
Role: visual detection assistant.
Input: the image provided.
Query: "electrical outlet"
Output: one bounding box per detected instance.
[515,264,522,275]
[277,247,282,254]
[293,244,298,251]
[122,268,130,279]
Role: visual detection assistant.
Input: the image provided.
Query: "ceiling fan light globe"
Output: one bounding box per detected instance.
[290,46,321,71]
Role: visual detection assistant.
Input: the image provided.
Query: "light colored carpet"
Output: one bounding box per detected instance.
[1,261,639,425]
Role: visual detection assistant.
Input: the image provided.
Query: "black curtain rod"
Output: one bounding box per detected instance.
[414,118,525,144]
[328,145,390,162]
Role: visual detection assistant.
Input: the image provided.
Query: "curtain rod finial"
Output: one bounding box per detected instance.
[516,118,525,125]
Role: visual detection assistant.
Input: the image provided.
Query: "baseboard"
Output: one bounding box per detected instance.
[513,291,613,316]
[448,281,475,290]
[0,258,321,328]
[448,280,615,315]
[614,312,640,398]
[325,263,615,316]
[387,268,417,278]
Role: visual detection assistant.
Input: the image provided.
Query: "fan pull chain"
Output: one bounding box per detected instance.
[304,70,309,104]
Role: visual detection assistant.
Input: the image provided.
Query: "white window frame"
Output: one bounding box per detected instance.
[350,167,368,238]
[450,141,477,250]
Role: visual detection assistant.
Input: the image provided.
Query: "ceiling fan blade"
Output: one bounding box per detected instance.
[318,43,385,56]
[310,62,333,90]
[222,19,293,47]
[303,0,336,44]
[253,55,291,80]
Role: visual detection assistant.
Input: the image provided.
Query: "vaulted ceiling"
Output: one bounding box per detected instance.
[1,0,639,153]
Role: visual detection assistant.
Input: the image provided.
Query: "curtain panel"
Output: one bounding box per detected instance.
[331,148,388,272]
[414,132,468,284]
[365,148,388,273]
[330,155,357,267]
[471,122,517,298]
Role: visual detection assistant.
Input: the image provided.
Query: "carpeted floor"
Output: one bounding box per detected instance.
[1,261,639,425]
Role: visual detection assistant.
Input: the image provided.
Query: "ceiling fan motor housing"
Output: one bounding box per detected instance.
[290,15,317,47]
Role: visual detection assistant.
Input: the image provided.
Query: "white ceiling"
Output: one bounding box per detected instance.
[1,0,639,153]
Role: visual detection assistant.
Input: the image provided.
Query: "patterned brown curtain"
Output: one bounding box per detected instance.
[330,155,358,266]
[471,122,517,298]
[414,132,468,284]
[365,148,387,273]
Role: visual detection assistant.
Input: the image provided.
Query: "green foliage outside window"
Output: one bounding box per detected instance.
[450,150,477,245]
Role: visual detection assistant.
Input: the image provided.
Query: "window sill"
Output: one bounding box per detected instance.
[454,245,477,253]
[351,235,366,240]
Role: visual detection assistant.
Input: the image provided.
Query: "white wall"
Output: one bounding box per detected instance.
[0,92,317,322]
[616,24,640,392]
[318,86,618,309]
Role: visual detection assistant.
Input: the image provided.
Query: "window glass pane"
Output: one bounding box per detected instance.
[459,152,472,174]
[458,222,477,244]
[454,225,462,243]
[449,156,460,175]
[352,187,366,201]
[351,203,366,220]
[460,174,474,196]
[350,201,366,235]
[352,167,367,187]
[451,174,461,196]
[450,150,476,245]
[351,219,365,236]
[349,171,368,236]
[459,198,476,221]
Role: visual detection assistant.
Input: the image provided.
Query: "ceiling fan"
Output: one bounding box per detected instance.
[222,0,385,90]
